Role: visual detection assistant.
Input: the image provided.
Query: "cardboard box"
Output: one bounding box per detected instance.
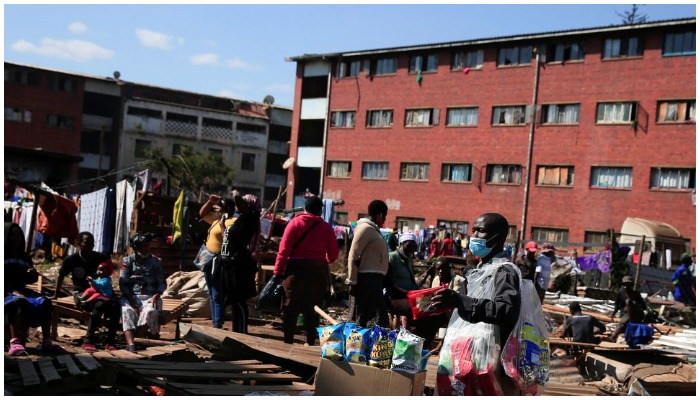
[314,358,427,396]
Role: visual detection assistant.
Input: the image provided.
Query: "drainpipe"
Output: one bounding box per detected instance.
[318,60,332,198]
[519,48,541,251]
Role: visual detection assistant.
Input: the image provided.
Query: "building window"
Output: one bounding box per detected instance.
[507,225,518,243]
[584,231,608,252]
[596,102,637,124]
[45,114,75,130]
[335,211,348,224]
[409,54,439,73]
[331,111,356,127]
[209,148,223,157]
[237,123,266,134]
[134,139,152,158]
[362,161,389,180]
[545,41,585,62]
[541,104,580,124]
[446,107,478,126]
[127,106,162,118]
[603,37,642,59]
[590,166,632,189]
[657,100,695,123]
[441,164,473,183]
[172,143,192,156]
[396,217,425,233]
[327,161,352,178]
[241,153,256,171]
[492,106,526,126]
[486,164,522,184]
[400,163,430,181]
[438,220,469,237]
[451,50,484,70]
[536,165,574,187]
[49,76,75,92]
[366,110,393,127]
[4,107,31,123]
[497,45,533,66]
[368,57,398,75]
[531,227,569,244]
[336,60,361,77]
[405,108,439,127]
[663,31,695,56]
[4,69,38,85]
[650,167,695,190]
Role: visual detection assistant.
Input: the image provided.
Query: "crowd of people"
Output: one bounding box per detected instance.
[5,190,695,379]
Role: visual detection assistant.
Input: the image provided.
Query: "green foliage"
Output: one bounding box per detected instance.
[144,146,235,201]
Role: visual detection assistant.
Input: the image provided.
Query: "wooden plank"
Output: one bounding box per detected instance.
[37,357,62,382]
[56,355,83,376]
[74,353,101,371]
[108,349,145,359]
[182,388,309,396]
[102,358,263,367]
[17,359,41,386]
[122,362,283,372]
[131,369,301,381]
[167,382,314,391]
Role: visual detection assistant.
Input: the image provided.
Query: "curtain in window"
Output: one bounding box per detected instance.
[330,162,350,177]
[495,107,524,125]
[403,164,429,180]
[444,165,470,181]
[448,108,478,125]
[406,110,430,126]
[363,163,388,179]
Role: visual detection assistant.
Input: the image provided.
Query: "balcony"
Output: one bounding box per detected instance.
[165,119,197,138]
[201,125,233,143]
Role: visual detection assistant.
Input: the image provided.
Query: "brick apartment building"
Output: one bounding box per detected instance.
[285,18,696,255]
[5,62,291,206]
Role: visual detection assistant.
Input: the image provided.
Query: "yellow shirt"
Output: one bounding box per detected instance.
[205,216,237,253]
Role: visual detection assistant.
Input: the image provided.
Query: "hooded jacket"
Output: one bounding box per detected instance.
[346,218,389,285]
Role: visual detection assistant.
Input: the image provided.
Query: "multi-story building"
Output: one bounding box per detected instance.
[5,62,292,206]
[285,18,696,254]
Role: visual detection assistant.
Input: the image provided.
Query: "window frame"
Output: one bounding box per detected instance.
[367,57,398,76]
[336,60,362,78]
[451,49,484,70]
[544,41,586,63]
[497,45,533,66]
[535,165,574,187]
[596,102,637,124]
[241,152,256,171]
[531,227,569,244]
[656,100,696,123]
[404,108,440,127]
[326,160,352,178]
[602,36,643,59]
[45,113,76,130]
[650,167,695,191]
[366,109,393,128]
[486,164,522,185]
[134,139,152,159]
[492,105,527,126]
[330,110,356,128]
[541,103,580,125]
[590,166,633,189]
[395,216,426,233]
[400,162,430,182]
[446,107,479,127]
[4,107,31,123]
[361,161,389,180]
[662,31,695,56]
[441,163,473,183]
[584,231,608,253]
[409,54,439,73]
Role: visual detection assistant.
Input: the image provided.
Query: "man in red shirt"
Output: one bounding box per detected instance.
[440,232,455,257]
[273,196,339,345]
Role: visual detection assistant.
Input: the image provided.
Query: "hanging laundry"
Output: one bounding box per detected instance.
[79,188,109,253]
[135,169,153,192]
[171,190,185,246]
[321,199,335,226]
[36,192,79,243]
[113,180,128,253]
[576,250,611,273]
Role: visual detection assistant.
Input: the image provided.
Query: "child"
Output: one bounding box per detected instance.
[80,260,115,305]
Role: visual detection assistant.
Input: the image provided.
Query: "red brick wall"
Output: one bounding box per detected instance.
[292,27,696,249]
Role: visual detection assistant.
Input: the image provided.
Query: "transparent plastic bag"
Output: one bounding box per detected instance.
[500,274,550,394]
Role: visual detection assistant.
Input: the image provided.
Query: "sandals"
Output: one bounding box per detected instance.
[103,344,118,351]
[80,342,97,352]
[8,342,28,356]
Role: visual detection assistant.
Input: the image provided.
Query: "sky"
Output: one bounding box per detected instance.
[3,2,696,108]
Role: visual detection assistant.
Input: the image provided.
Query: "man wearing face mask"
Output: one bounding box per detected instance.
[430,212,522,394]
[385,233,420,324]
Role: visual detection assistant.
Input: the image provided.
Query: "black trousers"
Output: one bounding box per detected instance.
[348,273,389,328]
[78,295,120,345]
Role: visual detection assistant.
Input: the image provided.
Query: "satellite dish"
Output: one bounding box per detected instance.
[263,95,275,106]
[113,71,121,80]
[282,157,295,169]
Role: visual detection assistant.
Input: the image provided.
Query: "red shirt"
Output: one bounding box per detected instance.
[441,238,454,256]
[273,213,339,275]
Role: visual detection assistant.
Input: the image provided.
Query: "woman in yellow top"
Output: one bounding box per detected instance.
[194,194,237,328]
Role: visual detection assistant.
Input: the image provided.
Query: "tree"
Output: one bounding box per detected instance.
[617,4,648,25]
[144,146,235,202]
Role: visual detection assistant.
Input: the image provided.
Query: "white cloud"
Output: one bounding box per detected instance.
[135,28,175,50]
[264,83,294,93]
[191,53,219,66]
[217,89,243,99]
[11,38,114,62]
[68,22,88,34]
[225,58,249,69]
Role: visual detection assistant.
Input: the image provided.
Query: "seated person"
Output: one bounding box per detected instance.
[559,301,606,344]
[610,275,646,342]
[80,261,115,305]
[4,223,63,355]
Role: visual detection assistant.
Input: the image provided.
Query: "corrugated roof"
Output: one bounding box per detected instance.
[286,17,695,61]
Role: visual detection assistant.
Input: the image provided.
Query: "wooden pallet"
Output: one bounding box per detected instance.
[5,354,101,395]
[99,358,313,395]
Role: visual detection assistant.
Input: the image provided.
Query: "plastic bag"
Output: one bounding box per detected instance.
[255,275,284,313]
[390,327,425,374]
[344,323,372,364]
[436,263,505,396]
[500,276,550,394]
[317,323,346,361]
[368,326,397,369]
[407,284,450,320]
